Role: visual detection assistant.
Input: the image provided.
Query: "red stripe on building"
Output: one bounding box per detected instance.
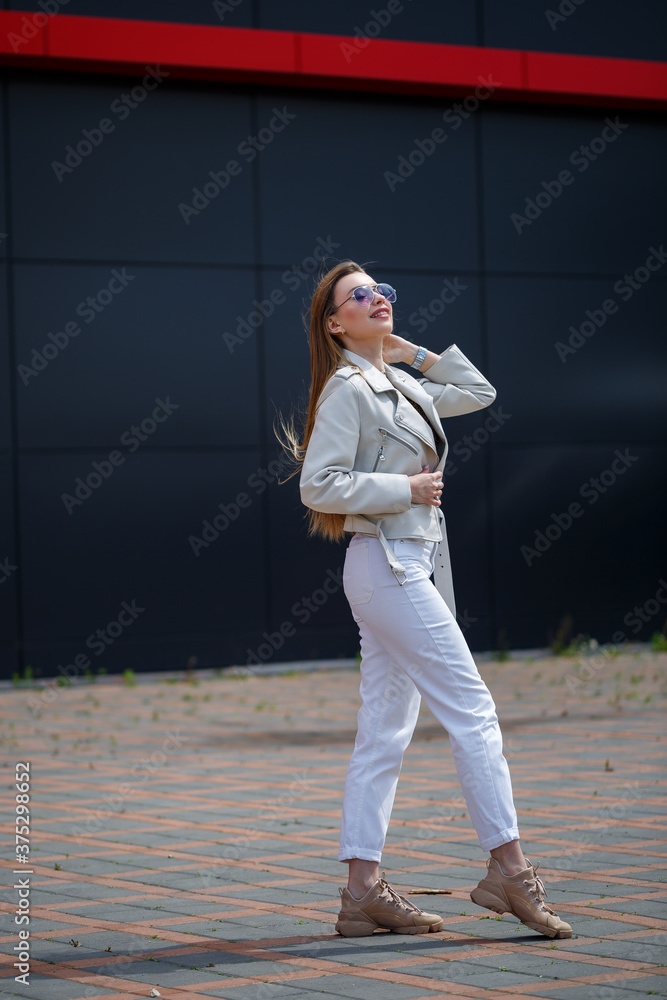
[0,11,665,109]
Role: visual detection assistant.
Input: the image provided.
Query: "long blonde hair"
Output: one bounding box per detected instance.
[275,259,369,542]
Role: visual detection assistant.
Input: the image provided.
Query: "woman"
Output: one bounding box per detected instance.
[279,259,571,940]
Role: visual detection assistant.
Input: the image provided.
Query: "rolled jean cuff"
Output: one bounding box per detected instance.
[338,847,382,863]
[478,827,521,852]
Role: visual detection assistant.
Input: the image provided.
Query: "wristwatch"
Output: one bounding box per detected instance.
[411,345,427,370]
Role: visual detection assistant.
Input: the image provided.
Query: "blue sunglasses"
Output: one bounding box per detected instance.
[330,282,397,313]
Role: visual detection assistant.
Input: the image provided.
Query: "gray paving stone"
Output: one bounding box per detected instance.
[564,934,667,963]
[489,953,579,975]
[565,916,651,936]
[543,878,641,891]
[116,871,221,890]
[13,840,97,856]
[38,858,135,876]
[544,856,661,872]
[117,966,239,987]
[8,915,86,935]
[252,856,343,875]
[212,920,329,942]
[245,974,423,999]
[99,831,192,847]
[187,842,289,858]
[35,818,148,832]
[199,985,317,999]
[234,885,337,904]
[173,956,305,977]
[28,937,133,963]
[440,915,543,939]
[524,982,657,999]
[601,898,667,918]
[21,882,131,901]
[627,870,667,881]
[46,930,177,952]
[468,955,622,979]
[122,897,242,916]
[396,960,548,988]
[618,975,667,994]
[3,974,109,999]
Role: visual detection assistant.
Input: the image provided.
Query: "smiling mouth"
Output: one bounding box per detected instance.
[372,309,390,318]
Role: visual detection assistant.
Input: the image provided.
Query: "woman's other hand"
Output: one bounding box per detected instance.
[409,465,443,506]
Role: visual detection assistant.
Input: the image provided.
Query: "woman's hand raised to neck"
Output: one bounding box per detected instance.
[339,333,439,372]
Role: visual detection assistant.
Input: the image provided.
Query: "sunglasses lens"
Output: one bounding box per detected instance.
[353,286,375,305]
[376,283,397,303]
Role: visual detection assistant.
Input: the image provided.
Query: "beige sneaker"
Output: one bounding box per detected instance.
[470,858,572,938]
[335,874,445,936]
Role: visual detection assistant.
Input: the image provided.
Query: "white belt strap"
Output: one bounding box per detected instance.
[373,518,407,586]
[350,513,456,616]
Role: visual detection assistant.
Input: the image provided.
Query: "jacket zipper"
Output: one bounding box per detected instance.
[371,445,385,472]
[371,427,421,471]
[378,426,420,455]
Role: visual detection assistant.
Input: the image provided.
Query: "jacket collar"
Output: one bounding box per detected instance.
[340,348,393,391]
[340,348,446,446]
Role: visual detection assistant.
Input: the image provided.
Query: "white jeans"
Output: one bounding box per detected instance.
[339,533,520,861]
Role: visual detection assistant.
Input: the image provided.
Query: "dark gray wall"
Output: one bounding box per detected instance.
[1,4,666,678]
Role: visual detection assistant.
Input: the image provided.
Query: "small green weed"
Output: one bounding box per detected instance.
[650,630,667,652]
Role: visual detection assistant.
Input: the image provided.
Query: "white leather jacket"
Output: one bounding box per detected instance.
[300,345,496,615]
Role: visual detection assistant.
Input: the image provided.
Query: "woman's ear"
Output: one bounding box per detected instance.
[327,315,344,338]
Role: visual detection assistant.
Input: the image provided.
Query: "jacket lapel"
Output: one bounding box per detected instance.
[340,349,446,453]
[383,366,446,446]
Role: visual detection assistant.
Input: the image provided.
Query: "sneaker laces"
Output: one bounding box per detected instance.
[521,861,555,914]
[377,874,421,913]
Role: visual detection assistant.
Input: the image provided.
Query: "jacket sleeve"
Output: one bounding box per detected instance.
[418,344,496,417]
[300,376,413,515]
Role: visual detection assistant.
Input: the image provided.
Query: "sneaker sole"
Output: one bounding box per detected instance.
[470,887,572,939]
[336,919,444,937]
[470,886,509,915]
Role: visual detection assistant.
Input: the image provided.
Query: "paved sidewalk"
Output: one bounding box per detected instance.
[1,648,666,1000]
